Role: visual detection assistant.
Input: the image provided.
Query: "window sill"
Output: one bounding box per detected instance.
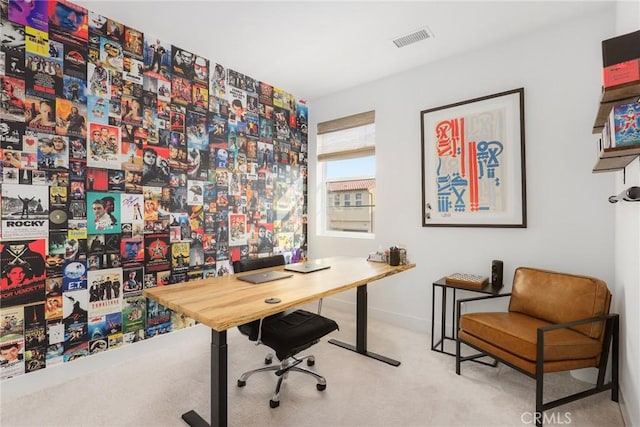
[319,230,375,240]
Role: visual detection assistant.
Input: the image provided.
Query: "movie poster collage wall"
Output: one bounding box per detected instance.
[0,0,309,379]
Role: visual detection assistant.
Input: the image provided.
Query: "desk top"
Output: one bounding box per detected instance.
[143,257,415,331]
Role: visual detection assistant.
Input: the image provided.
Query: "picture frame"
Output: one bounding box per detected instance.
[420,88,526,227]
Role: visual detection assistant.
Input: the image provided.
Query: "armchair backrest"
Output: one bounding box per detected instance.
[233,255,285,273]
[509,267,611,339]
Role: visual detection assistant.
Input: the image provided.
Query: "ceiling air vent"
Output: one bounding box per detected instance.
[392,27,433,48]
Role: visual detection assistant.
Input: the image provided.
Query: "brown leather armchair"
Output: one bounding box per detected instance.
[456,267,619,427]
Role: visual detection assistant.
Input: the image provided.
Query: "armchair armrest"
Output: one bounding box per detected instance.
[536,313,619,386]
[537,313,618,333]
[456,293,512,331]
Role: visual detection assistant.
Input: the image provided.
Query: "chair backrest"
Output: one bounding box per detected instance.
[233,255,285,273]
[233,255,286,341]
[509,267,611,339]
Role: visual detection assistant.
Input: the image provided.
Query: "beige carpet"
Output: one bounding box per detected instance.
[0,306,624,427]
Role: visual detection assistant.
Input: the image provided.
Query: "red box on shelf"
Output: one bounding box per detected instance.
[603,59,640,88]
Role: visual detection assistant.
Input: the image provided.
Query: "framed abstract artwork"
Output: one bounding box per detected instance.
[420,88,526,227]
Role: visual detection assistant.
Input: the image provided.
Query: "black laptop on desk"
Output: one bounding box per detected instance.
[237,270,293,284]
[284,262,331,274]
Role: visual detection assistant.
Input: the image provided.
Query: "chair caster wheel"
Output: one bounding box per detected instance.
[317,383,326,391]
[269,399,280,408]
[307,359,315,367]
[237,380,246,387]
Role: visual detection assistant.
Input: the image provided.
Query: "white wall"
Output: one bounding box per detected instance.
[612,2,640,425]
[309,4,638,426]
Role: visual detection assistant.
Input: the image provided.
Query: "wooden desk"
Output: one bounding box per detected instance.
[143,256,415,427]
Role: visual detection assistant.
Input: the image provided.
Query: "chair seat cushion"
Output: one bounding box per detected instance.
[260,309,339,360]
[459,312,602,362]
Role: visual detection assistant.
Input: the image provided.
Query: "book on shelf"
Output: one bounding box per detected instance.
[445,273,489,289]
[609,100,640,148]
[601,119,611,150]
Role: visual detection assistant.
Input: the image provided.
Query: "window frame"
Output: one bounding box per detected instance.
[316,111,376,238]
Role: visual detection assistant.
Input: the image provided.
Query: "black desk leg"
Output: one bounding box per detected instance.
[182,329,227,427]
[328,284,401,367]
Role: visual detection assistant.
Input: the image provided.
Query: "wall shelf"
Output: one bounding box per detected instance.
[592,80,640,173]
[592,146,640,173]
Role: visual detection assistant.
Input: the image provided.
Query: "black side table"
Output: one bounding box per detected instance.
[431,277,503,357]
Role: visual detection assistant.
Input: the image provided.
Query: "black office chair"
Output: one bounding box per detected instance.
[233,255,339,408]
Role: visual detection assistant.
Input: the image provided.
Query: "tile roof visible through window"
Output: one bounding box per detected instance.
[327,179,375,192]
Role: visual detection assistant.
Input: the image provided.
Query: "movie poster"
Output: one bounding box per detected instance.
[105,311,122,337]
[86,191,120,234]
[55,98,87,138]
[47,1,89,44]
[62,260,87,292]
[1,19,26,80]
[24,302,46,344]
[86,122,120,169]
[8,0,49,32]
[86,95,108,123]
[1,75,26,122]
[24,25,49,57]
[209,63,225,100]
[0,338,25,379]
[1,306,25,343]
[61,289,87,328]
[25,95,57,132]
[122,267,143,295]
[187,180,203,206]
[87,63,109,97]
[45,295,63,320]
[144,234,170,272]
[1,184,49,238]
[119,193,144,224]
[120,294,143,334]
[185,109,207,150]
[141,145,170,187]
[120,237,143,267]
[87,267,122,317]
[146,298,170,337]
[229,213,247,246]
[171,311,195,331]
[62,75,87,105]
[170,240,189,271]
[62,341,87,362]
[142,35,171,78]
[45,340,64,367]
[62,41,87,79]
[24,52,63,98]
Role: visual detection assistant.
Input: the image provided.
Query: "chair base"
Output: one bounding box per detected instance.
[237,354,326,407]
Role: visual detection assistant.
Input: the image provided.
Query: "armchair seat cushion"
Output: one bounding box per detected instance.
[460,312,602,362]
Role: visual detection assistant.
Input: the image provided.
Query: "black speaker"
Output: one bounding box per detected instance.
[491,260,503,286]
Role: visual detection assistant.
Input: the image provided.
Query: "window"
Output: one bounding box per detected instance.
[317,111,375,235]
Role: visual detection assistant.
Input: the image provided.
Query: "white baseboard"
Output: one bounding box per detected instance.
[322,297,430,334]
